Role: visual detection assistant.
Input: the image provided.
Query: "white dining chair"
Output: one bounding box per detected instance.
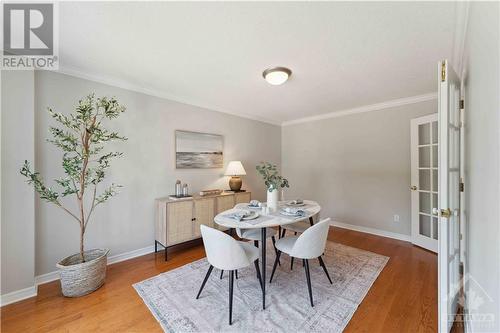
[220,227,280,279]
[269,218,333,307]
[236,227,280,260]
[280,219,313,270]
[281,221,310,236]
[196,225,262,325]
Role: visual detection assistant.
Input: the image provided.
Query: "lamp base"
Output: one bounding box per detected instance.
[229,176,242,191]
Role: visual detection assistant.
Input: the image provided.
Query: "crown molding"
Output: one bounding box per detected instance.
[282,92,438,126]
[53,65,282,126]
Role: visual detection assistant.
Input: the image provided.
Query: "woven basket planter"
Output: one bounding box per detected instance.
[56,248,110,297]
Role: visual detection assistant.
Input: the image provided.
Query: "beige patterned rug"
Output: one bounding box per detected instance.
[134,240,389,332]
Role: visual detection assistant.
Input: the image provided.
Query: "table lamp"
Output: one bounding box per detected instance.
[225,161,246,191]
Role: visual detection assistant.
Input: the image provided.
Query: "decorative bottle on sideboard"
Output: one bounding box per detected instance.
[175,180,182,197]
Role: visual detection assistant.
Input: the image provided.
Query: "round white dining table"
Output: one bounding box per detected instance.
[214,200,321,310]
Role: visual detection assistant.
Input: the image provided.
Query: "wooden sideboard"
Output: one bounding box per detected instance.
[155,191,251,260]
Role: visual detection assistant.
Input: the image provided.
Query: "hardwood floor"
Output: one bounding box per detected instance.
[1,227,440,332]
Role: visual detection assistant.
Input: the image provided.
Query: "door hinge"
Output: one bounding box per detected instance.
[459,182,464,192]
[441,61,446,82]
[460,233,463,240]
[460,99,464,109]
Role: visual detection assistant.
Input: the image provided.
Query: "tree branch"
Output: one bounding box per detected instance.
[54,201,81,224]
[85,185,97,229]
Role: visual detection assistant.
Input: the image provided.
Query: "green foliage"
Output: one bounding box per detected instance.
[256,162,290,192]
[20,161,60,203]
[20,93,127,261]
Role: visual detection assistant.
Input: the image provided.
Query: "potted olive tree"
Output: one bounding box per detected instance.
[256,162,289,210]
[20,93,126,297]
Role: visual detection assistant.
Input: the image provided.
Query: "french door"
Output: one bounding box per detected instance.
[437,60,461,333]
[411,113,439,253]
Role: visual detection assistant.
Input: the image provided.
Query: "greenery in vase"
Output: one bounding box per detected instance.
[256,162,289,192]
[20,93,127,263]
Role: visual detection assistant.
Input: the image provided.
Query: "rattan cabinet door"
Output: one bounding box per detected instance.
[193,198,215,238]
[215,195,235,231]
[235,192,251,204]
[167,200,194,246]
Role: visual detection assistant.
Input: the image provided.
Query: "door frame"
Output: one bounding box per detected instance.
[410,113,439,253]
[438,59,462,333]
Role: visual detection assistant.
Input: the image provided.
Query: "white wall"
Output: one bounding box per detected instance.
[34,71,281,276]
[1,71,36,296]
[463,2,500,332]
[282,100,436,237]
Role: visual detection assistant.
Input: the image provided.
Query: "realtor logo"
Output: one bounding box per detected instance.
[2,2,58,69]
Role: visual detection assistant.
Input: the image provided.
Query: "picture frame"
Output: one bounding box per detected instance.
[175,130,224,169]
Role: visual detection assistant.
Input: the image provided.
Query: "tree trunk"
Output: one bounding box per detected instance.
[80,224,85,263]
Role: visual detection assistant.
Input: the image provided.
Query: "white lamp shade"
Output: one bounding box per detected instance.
[225,161,246,176]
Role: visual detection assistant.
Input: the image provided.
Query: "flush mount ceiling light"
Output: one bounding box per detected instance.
[262,67,292,85]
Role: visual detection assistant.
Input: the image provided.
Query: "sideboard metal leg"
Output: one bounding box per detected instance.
[155,240,158,253]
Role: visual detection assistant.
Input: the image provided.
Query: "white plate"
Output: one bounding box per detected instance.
[242,211,259,220]
[286,202,306,207]
[280,210,304,217]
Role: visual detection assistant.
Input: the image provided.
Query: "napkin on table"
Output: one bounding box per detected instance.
[224,210,250,221]
[289,199,304,205]
[249,200,260,208]
[282,207,306,217]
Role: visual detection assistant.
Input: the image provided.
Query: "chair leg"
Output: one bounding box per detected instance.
[254,260,263,291]
[318,256,333,284]
[291,257,294,270]
[196,265,214,299]
[281,228,286,238]
[271,236,281,266]
[235,269,238,280]
[304,259,314,307]
[278,226,281,239]
[229,270,234,325]
[255,259,260,280]
[269,250,282,283]
[254,240,259,247]
[220,270,224,279]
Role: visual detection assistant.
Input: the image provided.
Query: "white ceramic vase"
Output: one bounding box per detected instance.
[267,188,279,211]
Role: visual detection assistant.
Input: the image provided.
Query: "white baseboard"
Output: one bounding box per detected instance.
[2,244,157,307]
[330,220,411,242]
[0,285,37,307]
[107,245,155,265]
[34,270,60,286]
[35,244,156,286]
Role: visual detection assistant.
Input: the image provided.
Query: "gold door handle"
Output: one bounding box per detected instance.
[410,185,418,191]
[440,208,452,218]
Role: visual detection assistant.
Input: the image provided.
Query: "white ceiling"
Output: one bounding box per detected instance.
[59,2,459,125]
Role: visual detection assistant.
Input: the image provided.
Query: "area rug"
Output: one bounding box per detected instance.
[134,240,389,332]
